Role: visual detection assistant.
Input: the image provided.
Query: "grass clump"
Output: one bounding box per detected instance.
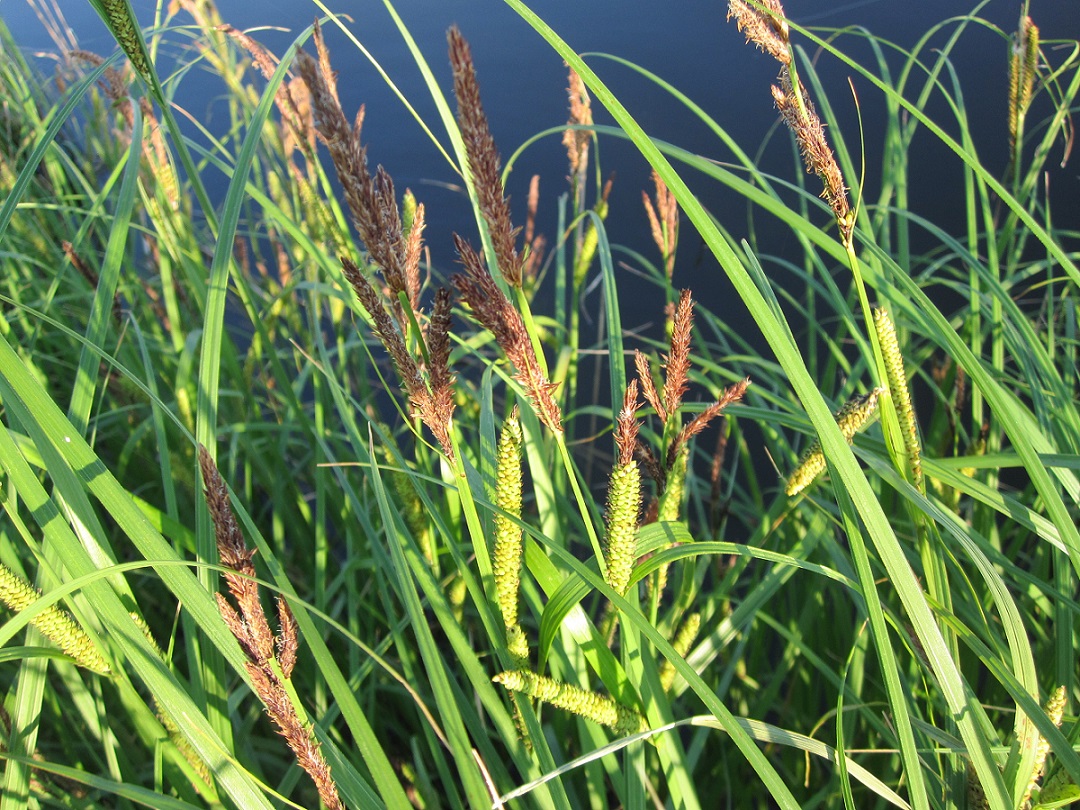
[0,0,1077,808]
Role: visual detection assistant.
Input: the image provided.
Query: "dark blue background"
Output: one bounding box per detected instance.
[5,1,1078,331]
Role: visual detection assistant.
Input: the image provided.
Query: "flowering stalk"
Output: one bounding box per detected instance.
[492,409,525,635]
[299,23,455,458]
[493,669,647,738]
[633,292,749,607]
[874,309,923,491]
[604,382,642,597]
[786,389,883,496]
[1018,685,1066,809]
[0,563,110,675]
[1008,16,1040,173]
[200,447,342,810]
[658,612,701,692]
[728,0,925,498]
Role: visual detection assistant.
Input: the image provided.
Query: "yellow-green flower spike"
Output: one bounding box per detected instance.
[492,410,524,629]
[657,444,688,523]
[874,308,924,491]
[650,445,688,602]
[131,613,213,787]
[391,468,435,568]
[1020,685,1067,809]
[402,189,418,238]
[493,669,647,738]
[505,623,529,671]
[786,388,883,496]
[604,460,641,597]
[502,623,533,751]
[573,197,609,289]
[1009,17,1040,154]
[98,0,154,87]
[0,563,110,675]
[659,612,701,691]
[449,574,467,623]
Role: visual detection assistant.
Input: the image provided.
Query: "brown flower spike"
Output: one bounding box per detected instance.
[452,235,563,432]
[297,21,421,318]
[298,22,455,456]
[564,66,593,206]
[448,26,523,287]
[199,447,342,810]
[642,169,679,279]
[728,0,852,242]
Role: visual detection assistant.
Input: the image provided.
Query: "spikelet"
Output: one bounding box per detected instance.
[1009,16,1040,156]
[0,563,110,675]
[199,447,343,810]
[452,235,562,432]
[97,0,155,87]
[297,23,415,311]
[1019,685,1067,809]
[563,67,593,182]
[448,26,523,287]
[874,309,923,491]
[771,73,852,240]
[786,388,883,496]
[521,175,547,287]
[659,612,701,692]
[130,613,213,788]
[642,169,679,279]
[493,669,647,738]
[572,179,612,288]
[727,0,791,65]
[492,409,524,630]
[604,383,642,597]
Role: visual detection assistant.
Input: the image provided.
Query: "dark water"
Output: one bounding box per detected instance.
[6,1,1079,336]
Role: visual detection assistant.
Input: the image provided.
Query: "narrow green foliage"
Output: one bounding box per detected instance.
[130,613,214,789]
[0,563,110,675]
[493,669,648,738]
[1036,768,1080,809]
[4,2,1079,807]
